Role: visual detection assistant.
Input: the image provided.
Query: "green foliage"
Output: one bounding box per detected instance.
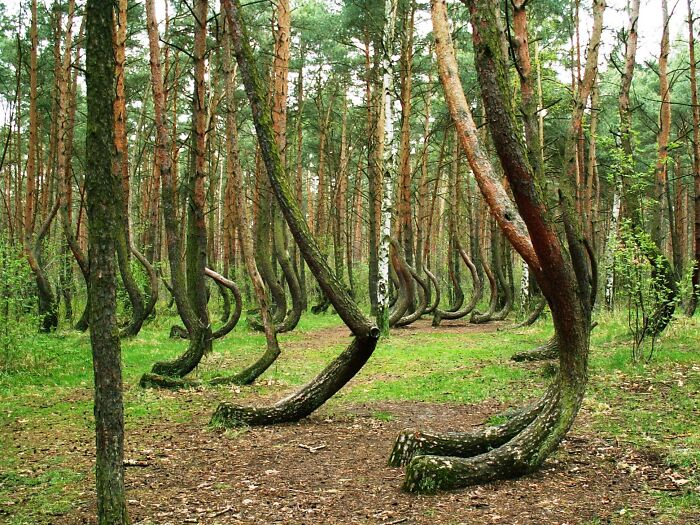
[0,239,42,372]
[613,222,679,362]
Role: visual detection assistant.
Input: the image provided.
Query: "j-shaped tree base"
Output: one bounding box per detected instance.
[388,394,547,467]
[211,334,379,427]
[511,336,558,362]
[389,380,584,493]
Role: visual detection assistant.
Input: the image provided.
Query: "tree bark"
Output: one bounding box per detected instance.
[23,0,59,332]
[398,1,415,274]
[85,0,128,520]
[432,239,483,325]
[686,0,700,315]
[376,0,399,335]
[214,0,381,427]
[392,0,596,492]
[142,0,211,380]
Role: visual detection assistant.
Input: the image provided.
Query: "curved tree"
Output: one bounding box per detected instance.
[422,264,441,315]
[212,0,381,427]
[141,0,214,382]
[142,12,280,389]
[432,240,483,326]
[388,0,599,492]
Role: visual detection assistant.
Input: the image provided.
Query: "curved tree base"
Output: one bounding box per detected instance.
[393,379,583,493]
[422,266,440,315]
[470,260,498,324]
[139,337,280,391]
[511,336,558,362]
[394,267,429,328]
[246,266,301,334]
[217,280,232,323]
[205,268,243,340]
[388,395,546,467]
[148,326,211,378]
[432,241,482,326]
[509,297,546,329]
[120,246,159,338]
[170,325,189,339]
[75,297,90,332]
[310,295,331,315]
[211,333,379,427]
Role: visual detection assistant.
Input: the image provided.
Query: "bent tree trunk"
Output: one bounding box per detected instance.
[24,204,60,332]
[511,336,558,362]
[470,257,497,324]
[389,239,415,327]
[213,0,380,427]
[388,0,596,492]
[422,264,441,315]
[394,254,430,328]
[140,0,211,383]
[432,240,483,325]
[142,22,283,392]
[512,296,546,328]
[491,231,514,321]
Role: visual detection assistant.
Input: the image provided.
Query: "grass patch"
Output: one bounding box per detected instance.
[0,306,698,522]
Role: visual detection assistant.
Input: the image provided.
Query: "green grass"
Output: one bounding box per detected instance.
[0,305,698,523]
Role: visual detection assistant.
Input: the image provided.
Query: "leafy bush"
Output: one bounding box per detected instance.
[613,222,678,362]
[0,238,41,372]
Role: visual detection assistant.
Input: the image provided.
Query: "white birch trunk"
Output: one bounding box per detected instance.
[604,180,622,308]
[520,261,529,311]
[377,0,399,333]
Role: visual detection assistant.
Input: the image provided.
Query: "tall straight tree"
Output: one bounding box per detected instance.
[85,0,128,520]
[23,0,59,332]
[377,0,399,334]
[605,0,640,308]
[687,0,700,315]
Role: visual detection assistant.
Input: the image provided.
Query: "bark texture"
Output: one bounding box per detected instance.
[213,0,380,427]
[391,0,596,492]
[85,0,128,520]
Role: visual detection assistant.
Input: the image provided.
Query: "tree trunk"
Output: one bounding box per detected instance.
[376,0,399,335]
[686,0,700,316]
[366,30,381,316]
[432,239,482,325]
[391,0,596,492]
[85,0,128,520]
[22,0,59,332]
[214,0,381,427]
[619,0,677,336]
[398,1,415,274]
[142,0,211,380]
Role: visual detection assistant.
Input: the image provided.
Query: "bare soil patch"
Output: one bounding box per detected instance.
[44,398,692,525]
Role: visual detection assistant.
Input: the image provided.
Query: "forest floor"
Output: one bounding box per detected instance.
[1,309,699,524]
